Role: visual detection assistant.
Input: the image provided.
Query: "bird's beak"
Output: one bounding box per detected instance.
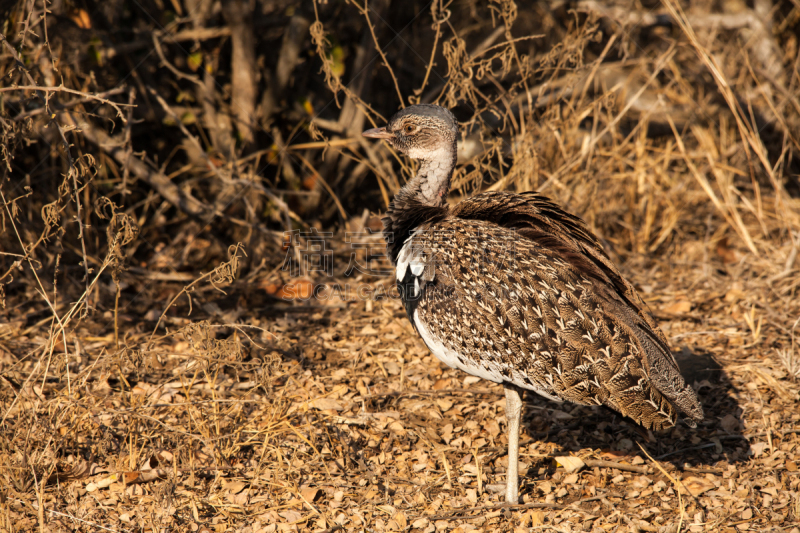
[362,127,393,139]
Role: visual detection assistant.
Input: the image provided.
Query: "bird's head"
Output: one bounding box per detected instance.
[362,104,458,161]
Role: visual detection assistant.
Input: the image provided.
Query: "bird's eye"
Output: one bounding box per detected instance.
[403,124,415,134]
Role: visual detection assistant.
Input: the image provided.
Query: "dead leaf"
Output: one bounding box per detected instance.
[724,284,744,303]
[279,510,303,523]
[47,459,105,484]
[563,473,579,484]
[359,325,379,335]
[378,504,396,515]
[157,450,174,463]
[435,398,454,411]
[302,173,318,191]
[432,378,450,390]
[224,481,247,494]
[551,409,573,420]
[750,442,768,458]
[664,300,692,314]
[86,473,119,492]
[484,419,500,438]
[69,9,92,29]
[301,487,320,502]
[720,414,740,433]
[599,450,631,460]
[261,281,284,296]
[716,237,739,264]
[679,476,715,496]
[308,398,344,411]
[123,470,164,484]
[555,456,585,473]
[761,486,778,497]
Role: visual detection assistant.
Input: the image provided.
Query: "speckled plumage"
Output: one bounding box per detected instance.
[364,104,703,503]
[392,192,703,430]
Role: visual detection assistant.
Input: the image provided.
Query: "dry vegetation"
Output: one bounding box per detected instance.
[2,0,800,531]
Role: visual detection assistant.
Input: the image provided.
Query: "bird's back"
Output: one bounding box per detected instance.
[395,191,703,430]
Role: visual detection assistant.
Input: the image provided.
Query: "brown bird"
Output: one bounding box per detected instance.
[363,104,703,504]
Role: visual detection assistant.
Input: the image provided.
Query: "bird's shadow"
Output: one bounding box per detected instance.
[520,347,750,477]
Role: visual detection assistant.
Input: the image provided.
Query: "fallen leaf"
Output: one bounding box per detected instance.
[664,300,692,314]
[359,325,379,335]
[302,173,318,191]
[432,378,450,390]
[555,456,585,473]
[69,9,92,29]
[761,486,778,497]
[309,398,344,411]
[720,414,740,433]
[300,487,320,502]
[261,281,284,296]
[384,361,401,375]
[123,470,164,484]
[484,419,501,438]
[435,398,454,411]
[599,450,631,460]
[279,510,303,523]
[563,473,579,484]
[679,476,715,496]
[377,504,396,515]
[530,511,544,526]
[724,286,744,303]
[749,442,768,457]
[86,473,120,492]
[716,237,739,264]
[224,481,247,494]
[47,459,105,483]
[616,438,633,452]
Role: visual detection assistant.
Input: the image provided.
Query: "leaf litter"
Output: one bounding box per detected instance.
[2,0,800,532]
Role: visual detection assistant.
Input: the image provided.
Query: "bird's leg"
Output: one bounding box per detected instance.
[503,384,523,504]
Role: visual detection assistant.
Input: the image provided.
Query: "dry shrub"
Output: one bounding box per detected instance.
[1,0,800,531]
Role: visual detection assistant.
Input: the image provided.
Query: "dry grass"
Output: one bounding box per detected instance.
[2,0,800,532]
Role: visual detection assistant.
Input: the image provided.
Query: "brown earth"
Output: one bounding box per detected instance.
[2,0,800,532]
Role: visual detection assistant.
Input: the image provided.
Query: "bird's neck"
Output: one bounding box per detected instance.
[382,140,456,265]
[402,142,457,207]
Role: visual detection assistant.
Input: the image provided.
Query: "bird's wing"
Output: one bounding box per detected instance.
[446,192,703,426]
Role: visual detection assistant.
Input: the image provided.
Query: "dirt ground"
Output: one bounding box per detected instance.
[2,0,800,532]
[3,238,800,532]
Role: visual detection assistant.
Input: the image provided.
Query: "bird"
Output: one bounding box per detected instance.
[362,104,703,504]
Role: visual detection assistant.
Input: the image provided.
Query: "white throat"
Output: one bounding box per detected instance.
[404,144,456,206]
